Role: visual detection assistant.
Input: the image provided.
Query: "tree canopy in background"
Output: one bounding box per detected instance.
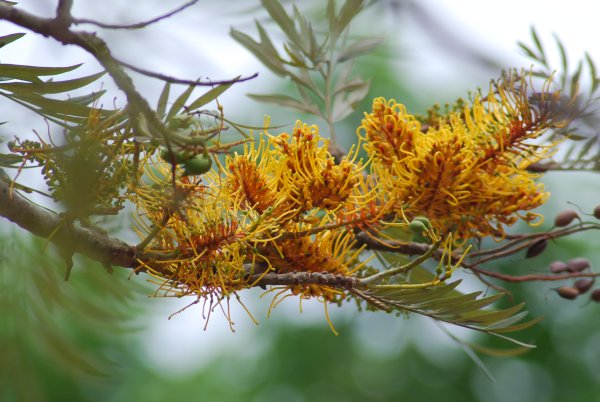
[1,1,600,401]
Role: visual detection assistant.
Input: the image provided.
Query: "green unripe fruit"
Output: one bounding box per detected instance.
[412,216,432,229]
[408,220,427,234]
[184,154,212,175]
[159,147,188,164]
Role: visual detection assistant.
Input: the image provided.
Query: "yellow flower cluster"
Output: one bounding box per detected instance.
[130,73,565,313]
[132,121,369,302]
[359,75,561,239]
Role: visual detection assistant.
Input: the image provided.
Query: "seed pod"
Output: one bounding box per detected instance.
[550,261,569,274]
[526,239,547,258]
[554,209,579,227]
[184,154,213,175]
[594,204,600,220]
[590,288,600,302]
[574,278,595,294]
[556,286,580,300]
[567,257,590,272]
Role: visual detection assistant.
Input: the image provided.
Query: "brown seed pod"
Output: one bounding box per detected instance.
[574,278,595,294]
[526,239,547,258]
[590,288,600,302]
[556,286,580,300]
[550,261,569,274]
[594,204,600,220]
[554,209,579,227]
[567,257,591,272]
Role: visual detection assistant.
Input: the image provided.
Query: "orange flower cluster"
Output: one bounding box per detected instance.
[359,75,563,239]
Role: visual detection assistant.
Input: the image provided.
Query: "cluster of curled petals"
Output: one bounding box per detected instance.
[359,74,564,239]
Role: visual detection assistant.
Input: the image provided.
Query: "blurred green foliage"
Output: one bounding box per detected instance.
[0,232,147,402]
[2,1,600,402]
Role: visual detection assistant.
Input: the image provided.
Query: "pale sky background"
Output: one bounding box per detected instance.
[1,0,599,380]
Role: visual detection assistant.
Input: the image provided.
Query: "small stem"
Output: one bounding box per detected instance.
[360,239,442,285]
[466,264,600,283]
[136,212,171,250]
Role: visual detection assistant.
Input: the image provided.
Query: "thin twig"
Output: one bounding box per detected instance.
[467,265,600,283]
[73,0,199,30]
[116,58,259,86]
[360,239,443,285]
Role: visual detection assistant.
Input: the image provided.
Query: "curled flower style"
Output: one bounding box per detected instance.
[224,136,285,215]
[359,73,566,239]
[271,121,362,212]
[257,228,366,301]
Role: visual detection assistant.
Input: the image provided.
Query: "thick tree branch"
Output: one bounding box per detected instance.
[0,178,136,268]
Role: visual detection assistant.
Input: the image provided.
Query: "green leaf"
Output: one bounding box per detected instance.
[585,52,599,93]
[334,0,364,39]
[165,84,194,121]
[553,33,568,84]
[188,79,237,111]
[337,37,384,63]
[467,341,532,357]
[517,43,540,64]
[230,27,287,77]
[0,63,82,83]
[334,75,366,95]
[530,26,546,65]
[293,6,315,57]
[363,278,536,341]
[1,91,104,125]
[331,79,370,121]
[0,71,105,94]
[262,0,305,53]
[576,136,596,161]
[68,90,106,106]
[0,152,22,166]
[570,60,582,99]
[441,325,495,381]
[488,315,544,334]
[247,93,320,115]
[0,32,25,48]
[157,82,170,118]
